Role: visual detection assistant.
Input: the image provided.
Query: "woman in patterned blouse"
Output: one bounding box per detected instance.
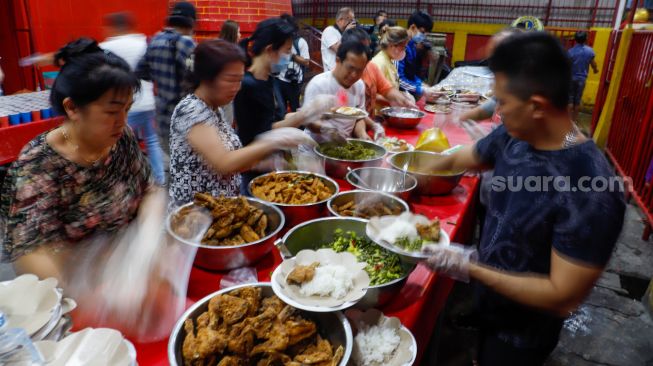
[0,39,154,277]
[168,39,316,205]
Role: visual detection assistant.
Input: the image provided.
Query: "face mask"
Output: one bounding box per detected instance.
[271,52,292,74]
[413,31,426,44]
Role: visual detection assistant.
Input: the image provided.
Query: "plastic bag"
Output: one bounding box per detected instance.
[60,190,207,343]
[220,267,258,289]
[416,127,450,152]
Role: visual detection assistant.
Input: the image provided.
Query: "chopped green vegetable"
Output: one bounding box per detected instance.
[394,236,424,252]
[322,229,406,286]
[319,141,378,160]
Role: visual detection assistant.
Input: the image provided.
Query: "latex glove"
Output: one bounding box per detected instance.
[422,243,478,283]
[319,122,348,144]
[299,95,337,124]
[371,122,386,140]
[257,127,317,149]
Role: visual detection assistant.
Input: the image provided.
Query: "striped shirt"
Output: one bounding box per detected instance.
[136,28,195,141]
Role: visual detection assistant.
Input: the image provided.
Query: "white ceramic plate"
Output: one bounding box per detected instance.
[0,275,61,336]
[346,309,417,366]
[271,249,369,312]
[366,213,450,264]
[34,328,136,366]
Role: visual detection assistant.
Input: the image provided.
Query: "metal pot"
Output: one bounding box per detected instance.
[274,217,415,308]
[167,197,285,271]
[168,282,352,366]
[380,107,425,129]
[345,167,417,202]
[388,151,465,196]
[314,139,386,179]
[248,170,339,229]
[327,190,410,219]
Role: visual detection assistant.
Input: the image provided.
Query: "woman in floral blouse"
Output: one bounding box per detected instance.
[168,39,316,206]
[0,38,153,277]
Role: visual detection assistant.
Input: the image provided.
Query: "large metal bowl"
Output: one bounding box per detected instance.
[314,139,387,179]
[248,170,339,230]
[168,283,352,366]
[388,151,465,196]
[167,197,285,271]
[345,167,417,202]
[327,190,409,220]
[380,107,425,129]
[275,217,415,308]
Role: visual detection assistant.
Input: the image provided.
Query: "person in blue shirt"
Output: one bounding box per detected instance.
[424,32,625,365]
[398,10,438,100]
[568,31,598,122]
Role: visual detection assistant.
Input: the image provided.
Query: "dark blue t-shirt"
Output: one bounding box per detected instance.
[473,124,625,347]
[568,44,595,81]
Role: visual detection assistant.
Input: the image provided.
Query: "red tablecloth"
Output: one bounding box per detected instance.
[133,108,485,365]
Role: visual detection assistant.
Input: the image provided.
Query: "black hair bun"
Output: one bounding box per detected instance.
[54,38,102,67]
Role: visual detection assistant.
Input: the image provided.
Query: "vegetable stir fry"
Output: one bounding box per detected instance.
[319,141,378,160]
[394,236,424,252]
[322,229,406,286]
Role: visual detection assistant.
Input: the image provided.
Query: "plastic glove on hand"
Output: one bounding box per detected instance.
[257,127,317,149]
[320,122,348,144]
[372,122,386,140]
[300,95,338,124]
[422,243,478,283]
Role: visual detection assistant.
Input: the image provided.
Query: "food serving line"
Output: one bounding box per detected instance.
[133,104,488,365]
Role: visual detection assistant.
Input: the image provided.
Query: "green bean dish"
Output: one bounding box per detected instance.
[319,141,378,160]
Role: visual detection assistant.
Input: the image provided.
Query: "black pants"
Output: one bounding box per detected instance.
[276,79,302,116]
[476,323,562,366]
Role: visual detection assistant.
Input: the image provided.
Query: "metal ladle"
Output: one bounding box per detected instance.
[347,167,372,189]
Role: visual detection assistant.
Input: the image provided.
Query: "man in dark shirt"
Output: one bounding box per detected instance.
[424,32,625,365]
[136,1,196,154]
[568,31,598,122]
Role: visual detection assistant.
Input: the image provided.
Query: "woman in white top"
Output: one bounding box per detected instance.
[168,39,315,205]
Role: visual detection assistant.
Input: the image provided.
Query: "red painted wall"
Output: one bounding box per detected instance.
[464,34,491,62]
[0,0,292,93]
[188,0,292,39]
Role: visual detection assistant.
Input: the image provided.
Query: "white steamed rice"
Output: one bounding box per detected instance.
[354,324,401,365]
[298,264,353,299]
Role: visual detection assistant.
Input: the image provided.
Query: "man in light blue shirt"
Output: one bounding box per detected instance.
[567,31,598,121]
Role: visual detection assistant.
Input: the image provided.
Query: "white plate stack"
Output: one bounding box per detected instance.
[0,274,137,365]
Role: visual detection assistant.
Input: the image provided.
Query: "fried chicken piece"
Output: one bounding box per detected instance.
[209,294,249,325]
[255,214,267,238]
[313,345,344,366]
[234,197,251,220]
[217,356,244,366]
[230,287,261,317]
[217,212,236,228]
[260,295,285,317]
[286,262,320,285]
[256,352,292,366]
[182,319,199,365]
[182,316,228,365]
[416,219,441,242]
[250,321,289,355]
[247,208,264,226]
[194,192,219,208]
[240,224,260,243]
[285,318,317,345]
[294,337,332,364]
[227,323,255,356]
